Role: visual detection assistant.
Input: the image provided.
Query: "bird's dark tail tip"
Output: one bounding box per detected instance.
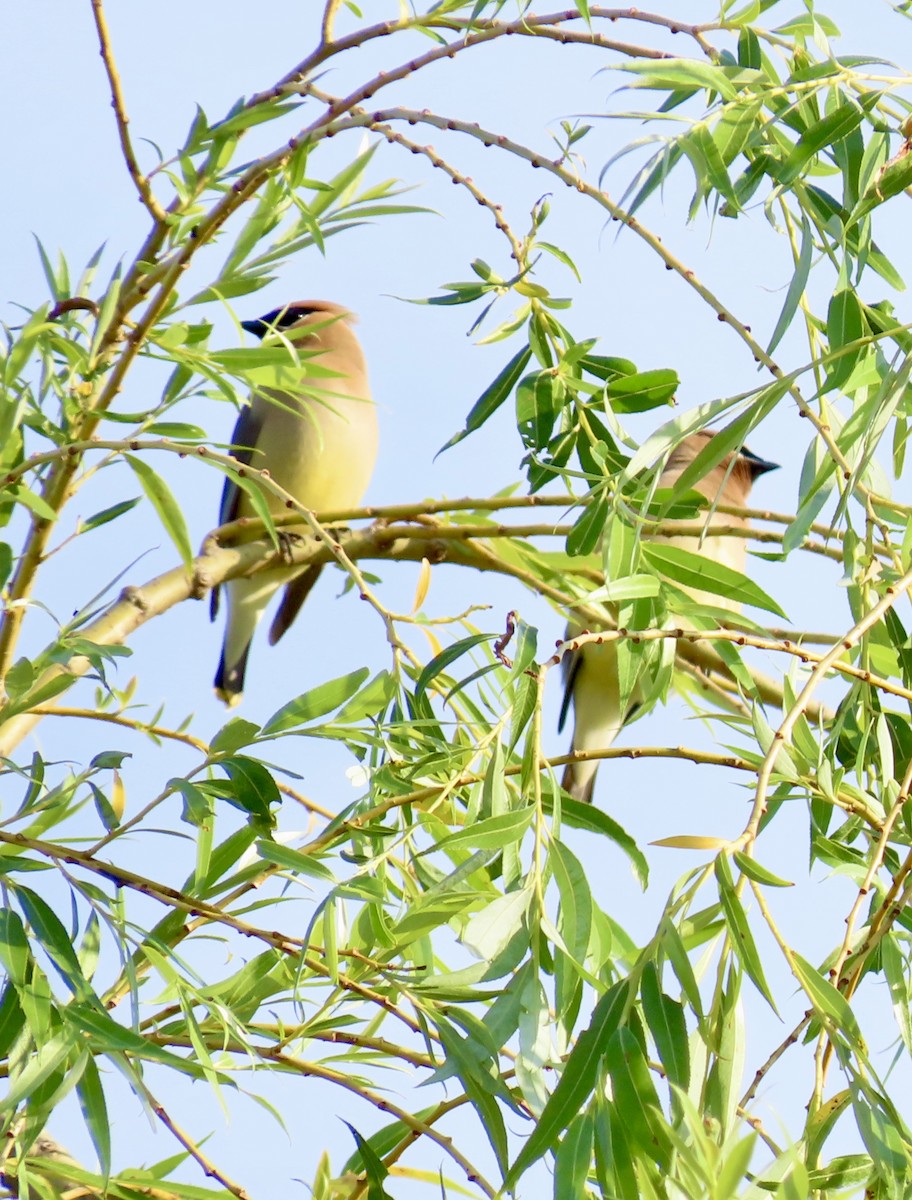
[214,643,251,707]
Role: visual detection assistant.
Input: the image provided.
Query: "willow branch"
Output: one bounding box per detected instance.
[247,7,720,115]
[0,498,849,757]
[741,567,912,856]
[323,104,886,520]
[144,1032,494,1195]
[553,626,912,709]
[145,1090,249,1200]
[321,0,344,44]
[89,0,166,223]
[26,705,334,822]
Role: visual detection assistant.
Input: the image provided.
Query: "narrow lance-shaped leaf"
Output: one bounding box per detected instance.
[640,962,689,1090]
[715,854,778,1014]
[554,1110,594,1200]
[791,952,863,1046]
[430,808,534,855]
[124,454,193,567]
[435,1019,511,1174]
[550,798,648,888]
[261,667,370,734]
[551,839,593,967]
[678,122,737,206]
[14,887,89,997]
[605,1026,673,1168]
[516,370,560,450]
[504,981,629,1187]
[642,542,787,618]
[342,1122,394,1200]
[767,215,813,355]
[76,1055,111,1179]
[778,102,866,185]
[824,289,866,393]
[438,346,532,452]
[605,368,678,414]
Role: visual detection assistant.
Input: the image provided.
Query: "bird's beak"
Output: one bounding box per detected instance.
[742,447,779,478]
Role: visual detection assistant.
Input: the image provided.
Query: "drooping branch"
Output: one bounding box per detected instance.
[319,102,895,526]
[248,7,722,114]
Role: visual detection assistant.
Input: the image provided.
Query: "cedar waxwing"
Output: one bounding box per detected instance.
[3,1134,80,1198]
[211,301,377,705]
[559,430,778,804]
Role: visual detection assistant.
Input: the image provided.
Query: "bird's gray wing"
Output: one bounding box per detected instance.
[210,404,264,622]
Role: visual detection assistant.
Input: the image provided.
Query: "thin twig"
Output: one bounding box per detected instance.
[247,7,718,116]
[89,0,166,222]
[321,0,344,44]
[145,1090,250,1200]
[739,1014,812,1110]
[554,625,912,708]
[740,567,912,856]
[321,103,891,523]
[27,706,335,823]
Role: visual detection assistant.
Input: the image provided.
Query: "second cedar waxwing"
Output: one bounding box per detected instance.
[2,1134,80,1198]
[211,301,378,705]
[559,430,778,804]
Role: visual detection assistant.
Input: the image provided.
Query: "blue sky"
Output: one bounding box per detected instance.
[4,2,912,1195]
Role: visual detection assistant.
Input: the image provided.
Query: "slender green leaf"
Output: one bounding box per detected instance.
[767,216,812,355]
[640,963,689,1090]
[262,668,370,734]
[342,1123,393,1200]
[733,852,794,888]
[715,854,778,1013]
[825,289,866,392]
[505,981,629,1186]
[642,542,787,617]
[432,808,534,854]
[792,952,863,1044]
[124,454,193,567]
[76,1056,111,1179]
[551,840,593,967]
[778,103,865,185]
[605,368,678,414]
[605,1027,673,1168]
[439,347,532,452]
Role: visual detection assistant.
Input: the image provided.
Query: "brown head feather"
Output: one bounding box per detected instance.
[662,430,776,509]
[241,300,357,340]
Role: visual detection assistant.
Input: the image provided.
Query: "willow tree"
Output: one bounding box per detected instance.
[2,3,912,1198]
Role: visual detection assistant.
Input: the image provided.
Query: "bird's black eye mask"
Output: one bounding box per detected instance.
[241,305,321,338]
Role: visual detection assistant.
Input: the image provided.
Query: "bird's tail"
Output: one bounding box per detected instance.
[562,761,597,805]
[213,574,279,706]
[214,640,251,706]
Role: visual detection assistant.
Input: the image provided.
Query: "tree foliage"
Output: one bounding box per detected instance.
[3,2,912,1198]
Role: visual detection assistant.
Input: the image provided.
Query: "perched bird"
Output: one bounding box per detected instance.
[211,301,377,705]
[559,430,778,803]
[2,1134,81,1198]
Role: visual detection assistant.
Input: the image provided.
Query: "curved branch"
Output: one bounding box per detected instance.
[322,102,886,521]
[247,8,720,113]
